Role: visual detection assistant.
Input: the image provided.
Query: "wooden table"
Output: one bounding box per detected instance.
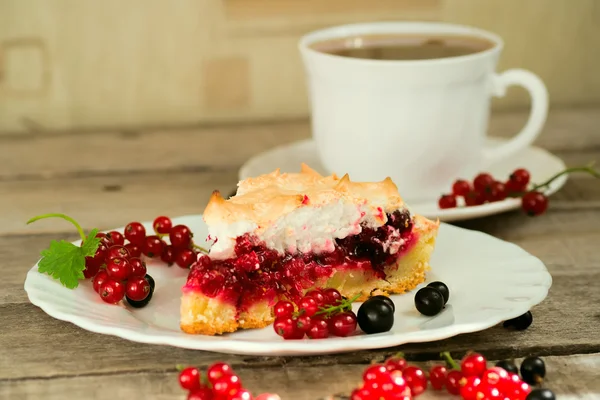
[1,107,600,399]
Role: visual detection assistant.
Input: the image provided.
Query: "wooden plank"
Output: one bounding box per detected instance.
[3,271,600,380]
[1,353,599,399]
[0,107,599,180]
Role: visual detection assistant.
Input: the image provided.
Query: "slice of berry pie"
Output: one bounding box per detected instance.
[180,164,439,335]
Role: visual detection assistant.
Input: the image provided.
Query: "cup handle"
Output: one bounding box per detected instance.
[484,69,549,164]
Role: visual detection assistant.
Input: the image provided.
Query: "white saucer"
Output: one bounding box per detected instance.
[25,215,551,356]
[240,138,568,222]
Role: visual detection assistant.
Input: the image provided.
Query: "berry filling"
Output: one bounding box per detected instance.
[184,210,416,308]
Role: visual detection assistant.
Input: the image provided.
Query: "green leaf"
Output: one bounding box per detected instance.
[37,228,100,289]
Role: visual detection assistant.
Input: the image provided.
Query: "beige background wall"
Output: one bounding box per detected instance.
[1,0,599,133]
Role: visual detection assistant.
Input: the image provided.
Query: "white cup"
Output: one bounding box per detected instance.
[299,22,548,202]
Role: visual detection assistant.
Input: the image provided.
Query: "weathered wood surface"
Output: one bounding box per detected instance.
[1,107,599,399]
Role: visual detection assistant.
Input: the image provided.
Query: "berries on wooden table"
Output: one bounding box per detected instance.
[521,191,549,216]
[212,374,242,398]
[520,356,546,385]
[153,215,172,234]
[452,179,472,196]
[99,279,125,304]
[429,365,447,390]
[445,370,463,395]
[474,173,494,191]
[207,362,233,384]
[329,311,358,337]
[414,287,444,316]
[503,311,533,330]
[460,375,481,400]
[402,365,427,396]
[426,281,449,304]
[357,296,394,334]
[179,366,202,391]
[495,359,519,375]
[438,194,457,209]
[480,366,510,391]
[176,249,197,269]
[124,221,146,245]
[461,352,487,377]
[384,355,407,372]
[526,388,556,400]
[187,387,214,400]
[229,389,253,400]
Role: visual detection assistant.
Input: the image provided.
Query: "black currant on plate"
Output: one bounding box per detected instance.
[495,359,519,375]
[526,388,555,400]
[126,274,155,308]
[368,295,395,312]
[503,311,533,330]
[414,287,444,316]
[145,274,156,291]
[357,297,394,334]
[426,281,449,305]
[520,356,546,385]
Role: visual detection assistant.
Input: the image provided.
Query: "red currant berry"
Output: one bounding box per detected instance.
[380,372,409,397]
[486,181,508,202]
[274,317,295,337]
[273,301,294,319]
[178,366,202,391]
[459,376,481,400]
[465,190,486,206]
[474,384,503,400]
[461,352,487,377]
[175,249,197,269]
[295,315,312,333]
[143,235,165,258]
[83,259,100,280]
[438,194,457,209]
[322,288,343,306]
[187,387,213,400]
[124,222,146,245]
[106,245,130,261]
[107,231,125,246]
[95,232,113,247]
[124,242,142,258]
[106,257,132,281]
[170,224,193,249]
[212,374,241,398]
[229,388,253,400]
[307,317,328,339]
[99,279,125,304]
[473,173,494,191]
[403,366,427,396]
[298,296,318,317]
[509,168,531,190]
[153,216,172,234]
[384,357,407,372]
[452,179,472,197]
[160,245,176,266]
[429,365,447,390]
[350,387,372,400]
[129,257,147,278]
[126,277,151,301]
[363,364,389,384]
[84,242,107,272]
[329,311,357,337]
[521,191,548,216]
[481,367,510,390]
[305,289,326,306]
[445,370,463,395]
[206,362,233,385]
[93,270,110,293]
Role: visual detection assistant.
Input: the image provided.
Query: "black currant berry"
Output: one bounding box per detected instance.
[414,287,444,316]
[495,359,519,375]
[369,295,395,312]
[357,298,394,334]
[126,275,155,308]
[520,356,546,385]
[145,274,156,291]
[526,388,555,400]
[426,281,449,304]
[503,311,533,330]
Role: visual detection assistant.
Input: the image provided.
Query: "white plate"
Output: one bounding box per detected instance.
[239,138,568,222]
[25,215,552,356]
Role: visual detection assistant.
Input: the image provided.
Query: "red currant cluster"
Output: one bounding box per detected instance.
[273,288,358,340]
[345,352,553,400]
[178,362,280,400]
[86,215,205,307]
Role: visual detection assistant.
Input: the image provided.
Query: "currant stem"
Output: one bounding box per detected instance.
[532,164,600,192]
[192,242,209,254]
[27,213,87,242]
[440,351,460,370]
[315,293,361,316]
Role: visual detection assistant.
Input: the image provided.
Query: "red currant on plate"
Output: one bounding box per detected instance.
[107,231,125,246]
[85,242,107,270]
[176,249,197,269]
[99,279,125,304]
[298,296,318,317]
[461,352,487,377]
[93,270,110,294]
[106,257,132,281]
[452,179,472,196]
[273,300,294,319]
[295,315,312,333]
[465,190,486,206]
[124,222,146,245]
[95,232,113,248]
[106,245,130,261]
[322,288,343,306]
[486,181,508,202]
[124,242,142,258]
[509,168,531,190]
[438,194,457,209]
[178,366,202,391]
[307,317,328,339]
[126,277,151,301]
[129,257,147,278]
[304,289,326,306]
[473,173,494,191]
[153,215,172,234]
[521,191,549,216]
[170,225,193,249]
[143,235,165,258]
[161,245,176,266]
[328,311,357,337]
